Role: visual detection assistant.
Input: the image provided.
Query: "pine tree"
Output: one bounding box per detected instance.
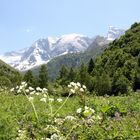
[59,65,69,79]
[39,65,48,88]
[88,58,95,74]
[78,63,88,85]
[67,67,76,82]
[58,65,69,85]
[23,70,35,87]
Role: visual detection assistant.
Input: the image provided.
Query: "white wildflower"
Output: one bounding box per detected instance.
[76,108,82,114]
[57,98,63,102]
[21,81,26,85]
[70,82,76,86]
[16,86,19,89]
[68,84,72,88]
[65,116,76,121]
[84,106,89,110]
[28,96,34,102]
[40,98,46,103]
[10,88,14,92]
[17,89,21,93]
[25,89,29,93]
[49,98,54,102]
[19,86,23,90]
[80,88,84,92]
[76,82,81,87]
[82,85,86,89]
[90,108,95,114]
[30,91,36,95]
[36,87,42,91]
[43,88,48,91]
[43,94,47,97]
[70,89,75,94]
[29,86,34,91]
[35,92,40,95]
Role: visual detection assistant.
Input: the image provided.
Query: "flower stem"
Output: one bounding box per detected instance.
[53,93,71,117]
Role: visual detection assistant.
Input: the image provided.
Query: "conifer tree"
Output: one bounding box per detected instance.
[79,63,88,85]
[67,67,76,82]
[88,58,95,74]
[23,70,35,87]
[39,65,48,88]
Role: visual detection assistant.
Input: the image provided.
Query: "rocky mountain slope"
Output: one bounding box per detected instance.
[0,26,125,71]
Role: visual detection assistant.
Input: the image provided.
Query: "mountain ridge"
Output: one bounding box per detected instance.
[0,26,125,71]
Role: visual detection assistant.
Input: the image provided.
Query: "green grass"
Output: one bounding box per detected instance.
[0,91,140,139]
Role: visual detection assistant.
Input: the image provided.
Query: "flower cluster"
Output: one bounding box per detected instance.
[76,106,102,126]
[16,129,27,140]
[77,106,95,117]
[68,82,86,95]
[41,133,64,140]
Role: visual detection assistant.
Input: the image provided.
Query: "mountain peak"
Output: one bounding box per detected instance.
[107,26,125,41]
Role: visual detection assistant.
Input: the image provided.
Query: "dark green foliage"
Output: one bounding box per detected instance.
[87,58,95,74]
[67,68,76,82]
[0,59,22,87]
[0,76,12,88]
[39,65,48,88]
[23,70,37,87]
[78,63,88,85]
[91,22,140,95]
[94,73,111,95]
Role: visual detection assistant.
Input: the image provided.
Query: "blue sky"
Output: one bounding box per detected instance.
[0,0,140,53]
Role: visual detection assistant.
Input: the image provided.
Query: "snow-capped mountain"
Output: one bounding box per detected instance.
[107,26,125,41]
[0,34,93,71]
[0,27,125,71]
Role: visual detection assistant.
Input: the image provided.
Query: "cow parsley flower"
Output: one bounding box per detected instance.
[57,98,63,102]
[40,98,47,103]
[76,108,82,114]
[29,86,34,91]
[28,96,34,102]
[49,98,54,102]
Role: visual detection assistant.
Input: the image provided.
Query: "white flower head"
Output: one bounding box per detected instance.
[70,89,75,94]
[28,96,34,102]
[30,91,36,95]
[29,86,34,91]
[43,94,47,97]
[82,85,86,89]
[35,92,40,95]
[80,88,84,92]
[25,89,29,93]
[68,84,72,88]
[84,106,89,110]
[76,82,81,87]
[90,108,95,114]
[57,98,63,102]
[40,98,46,103]
[17,89,21,93]
[21,81,26,85]
[42,88,48,91]
[36,87,42,92]
[70,82,76,86]
[10,88,14,92]
[76,108,82,114]
[49,98,54,102]
[65,116,76,121]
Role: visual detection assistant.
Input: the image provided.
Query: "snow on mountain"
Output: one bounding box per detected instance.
[0,27,125,71]
[107,26,125,41]
[0,34,93,71]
